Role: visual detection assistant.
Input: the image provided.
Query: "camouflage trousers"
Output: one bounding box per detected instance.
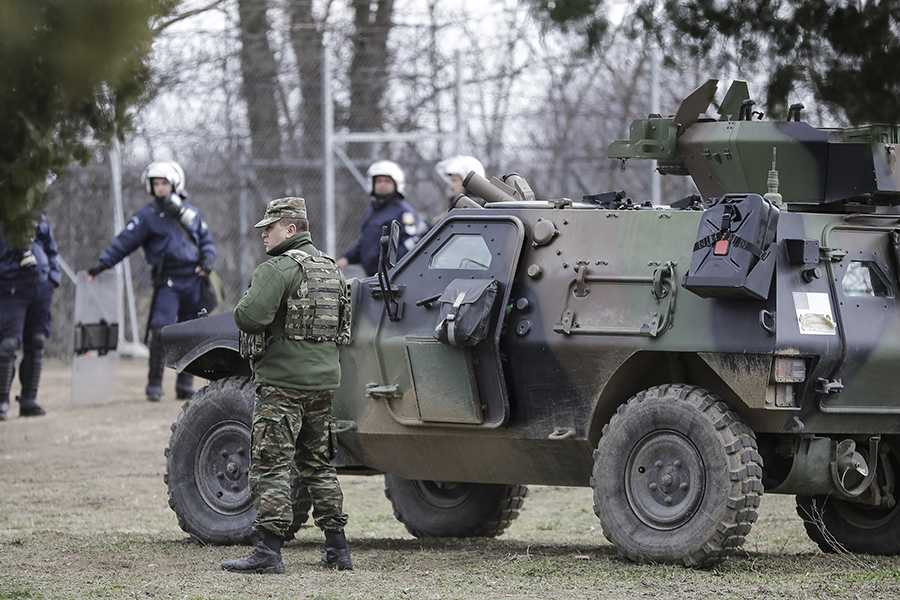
[250,384,348,537]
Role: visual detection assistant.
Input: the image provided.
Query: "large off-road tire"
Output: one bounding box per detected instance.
[796,438,900,555]
[384,474,528,538]
[592,384,763,567]
[164,376,311,545]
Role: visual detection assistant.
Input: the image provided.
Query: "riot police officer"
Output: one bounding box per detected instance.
[88,160,217,402]
[336,160,423,276]
[0,215,60,420]
[432,154,486,225]
[435,154,485,209]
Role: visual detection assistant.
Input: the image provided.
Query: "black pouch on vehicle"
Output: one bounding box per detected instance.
[432,278,499,347]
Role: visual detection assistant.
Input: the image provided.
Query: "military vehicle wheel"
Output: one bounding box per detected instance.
[384,474,528,538]
[592,384,763,567]
[796,439,900,555]
[164,376,311,545]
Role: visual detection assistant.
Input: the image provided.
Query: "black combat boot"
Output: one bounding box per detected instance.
[175,371,196,400]
[221,529,284,574]
[17,396,45,417]
[321,530,353,570]
[0,338,18,421]
[146,326,165,401]
[17,334,46,417]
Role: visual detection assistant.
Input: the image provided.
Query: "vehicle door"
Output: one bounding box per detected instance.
[370,213,525,427]
[819,221,900,414]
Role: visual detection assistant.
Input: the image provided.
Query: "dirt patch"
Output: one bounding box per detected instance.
[1,360,899,599]
[1,358,186,537]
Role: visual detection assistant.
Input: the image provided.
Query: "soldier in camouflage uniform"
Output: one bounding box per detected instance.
[221,197,352,575]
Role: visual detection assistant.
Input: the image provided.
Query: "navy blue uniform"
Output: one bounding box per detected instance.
[94,197,217,400]
[0,216,60,418]
[96,199,216,325]
[342,194,421,276]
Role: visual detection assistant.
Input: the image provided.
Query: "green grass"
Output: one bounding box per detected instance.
[0,589,41,600]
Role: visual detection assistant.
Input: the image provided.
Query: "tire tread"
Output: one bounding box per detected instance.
[594,384,763,568]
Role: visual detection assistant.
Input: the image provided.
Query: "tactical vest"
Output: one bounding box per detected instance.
[283,249,349,343]
[239,249,351,360]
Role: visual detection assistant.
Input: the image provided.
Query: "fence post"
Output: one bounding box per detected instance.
[108,141,145,356]
[323,44,336,257]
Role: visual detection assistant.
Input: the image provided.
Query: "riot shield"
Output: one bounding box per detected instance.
[71,270,120,406]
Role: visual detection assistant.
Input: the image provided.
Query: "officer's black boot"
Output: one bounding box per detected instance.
[0,338,16,421]
[17,334,47,417]
[175,371,196,400]
[221,529,284,574]
[321,530,353,570]
[146,326,165,401]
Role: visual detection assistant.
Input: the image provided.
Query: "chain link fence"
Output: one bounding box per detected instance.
[43,1,714,360]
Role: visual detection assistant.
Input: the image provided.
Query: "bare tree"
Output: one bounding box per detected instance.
[288,0,326,155]
[347,0,395,136]
[238,0,284,193]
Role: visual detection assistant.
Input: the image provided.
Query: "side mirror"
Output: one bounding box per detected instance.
[377,220,403,321]
[385,219,400,268]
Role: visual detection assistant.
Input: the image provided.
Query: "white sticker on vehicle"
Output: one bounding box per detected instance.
[793,292,837,335]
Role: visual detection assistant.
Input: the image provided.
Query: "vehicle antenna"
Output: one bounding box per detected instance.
[764,147,785,208]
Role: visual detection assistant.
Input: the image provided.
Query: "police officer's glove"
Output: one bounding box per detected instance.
[199,258,214,275]
[88,264,105,277]
[17,249,37,270]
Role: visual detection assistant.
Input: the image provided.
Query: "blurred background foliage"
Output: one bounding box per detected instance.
[0,0,177,247]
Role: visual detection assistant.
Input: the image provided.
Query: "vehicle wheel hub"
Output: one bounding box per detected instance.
[196,421,252,515]
[413,480,474,509]
[625,430,705,530]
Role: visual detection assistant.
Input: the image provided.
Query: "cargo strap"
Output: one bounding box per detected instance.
[692,204,768,259]
[445,291,468,347]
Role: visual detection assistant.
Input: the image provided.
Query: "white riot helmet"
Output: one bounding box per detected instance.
[435,155,485,185]
[366,160,405,198]
[142,160,186,196]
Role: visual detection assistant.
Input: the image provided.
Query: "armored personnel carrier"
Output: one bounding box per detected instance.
[162,79,900,567]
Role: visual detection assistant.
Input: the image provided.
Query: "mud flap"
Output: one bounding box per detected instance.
[71,270,120,406]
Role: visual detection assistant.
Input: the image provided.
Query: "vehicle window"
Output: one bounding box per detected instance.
[429,234,492,270]
[842,260,893,297]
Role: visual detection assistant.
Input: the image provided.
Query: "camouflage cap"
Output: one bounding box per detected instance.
[254,197,308,228]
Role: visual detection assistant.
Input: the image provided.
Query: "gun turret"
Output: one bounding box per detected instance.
[610,79,900,212]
